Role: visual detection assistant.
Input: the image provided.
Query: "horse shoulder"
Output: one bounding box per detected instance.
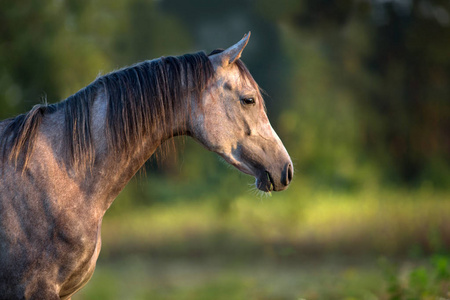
[0,129,104,298]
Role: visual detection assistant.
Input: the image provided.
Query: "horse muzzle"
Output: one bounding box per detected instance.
[256,161,293,192]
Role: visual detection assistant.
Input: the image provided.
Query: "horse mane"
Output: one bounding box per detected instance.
[0,49,259,173]
[1,51,213,172]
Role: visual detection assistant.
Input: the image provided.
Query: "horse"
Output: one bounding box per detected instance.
[0,32,293,299]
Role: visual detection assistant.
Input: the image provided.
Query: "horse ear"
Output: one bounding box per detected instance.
[210,32,251,68]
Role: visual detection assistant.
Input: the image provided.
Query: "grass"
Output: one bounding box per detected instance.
[76,256,383,300]
[73,185,449,299]
[99,185,449,258]
[75,255,449,299]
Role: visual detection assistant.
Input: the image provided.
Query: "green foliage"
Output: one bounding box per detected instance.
[380,256,450,299]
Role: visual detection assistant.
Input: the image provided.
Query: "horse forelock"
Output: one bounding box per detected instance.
[0,51,215,173]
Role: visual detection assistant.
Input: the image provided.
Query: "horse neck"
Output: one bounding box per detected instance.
[31,53,212,218]
[84,90,190,215]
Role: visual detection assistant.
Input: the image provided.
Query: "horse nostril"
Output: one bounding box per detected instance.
[285,163,293,186]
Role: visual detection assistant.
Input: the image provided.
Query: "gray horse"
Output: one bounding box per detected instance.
[0,33,293,299]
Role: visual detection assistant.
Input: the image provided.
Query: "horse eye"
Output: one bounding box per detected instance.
[241,97,255,106]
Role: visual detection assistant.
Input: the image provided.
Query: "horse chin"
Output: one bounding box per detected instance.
[255,171,275,193]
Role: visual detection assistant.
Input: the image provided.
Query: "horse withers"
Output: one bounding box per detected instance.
[0,32,293,299]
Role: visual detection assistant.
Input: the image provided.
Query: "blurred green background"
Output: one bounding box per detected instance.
[1,0,449,299]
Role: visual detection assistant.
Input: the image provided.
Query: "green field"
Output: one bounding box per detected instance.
[74,186,449,299]
[76,255,449,300]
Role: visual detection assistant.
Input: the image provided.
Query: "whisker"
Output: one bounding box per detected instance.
[218,156,239,172]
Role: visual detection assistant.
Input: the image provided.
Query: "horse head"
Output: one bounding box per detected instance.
[190,33,293,192]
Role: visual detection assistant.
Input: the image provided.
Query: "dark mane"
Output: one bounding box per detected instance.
[0,49,260,173]
[1,51,214,172]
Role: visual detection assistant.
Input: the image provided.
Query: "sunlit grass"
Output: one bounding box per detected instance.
[100,186,449,258]
[73,185,449,299]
